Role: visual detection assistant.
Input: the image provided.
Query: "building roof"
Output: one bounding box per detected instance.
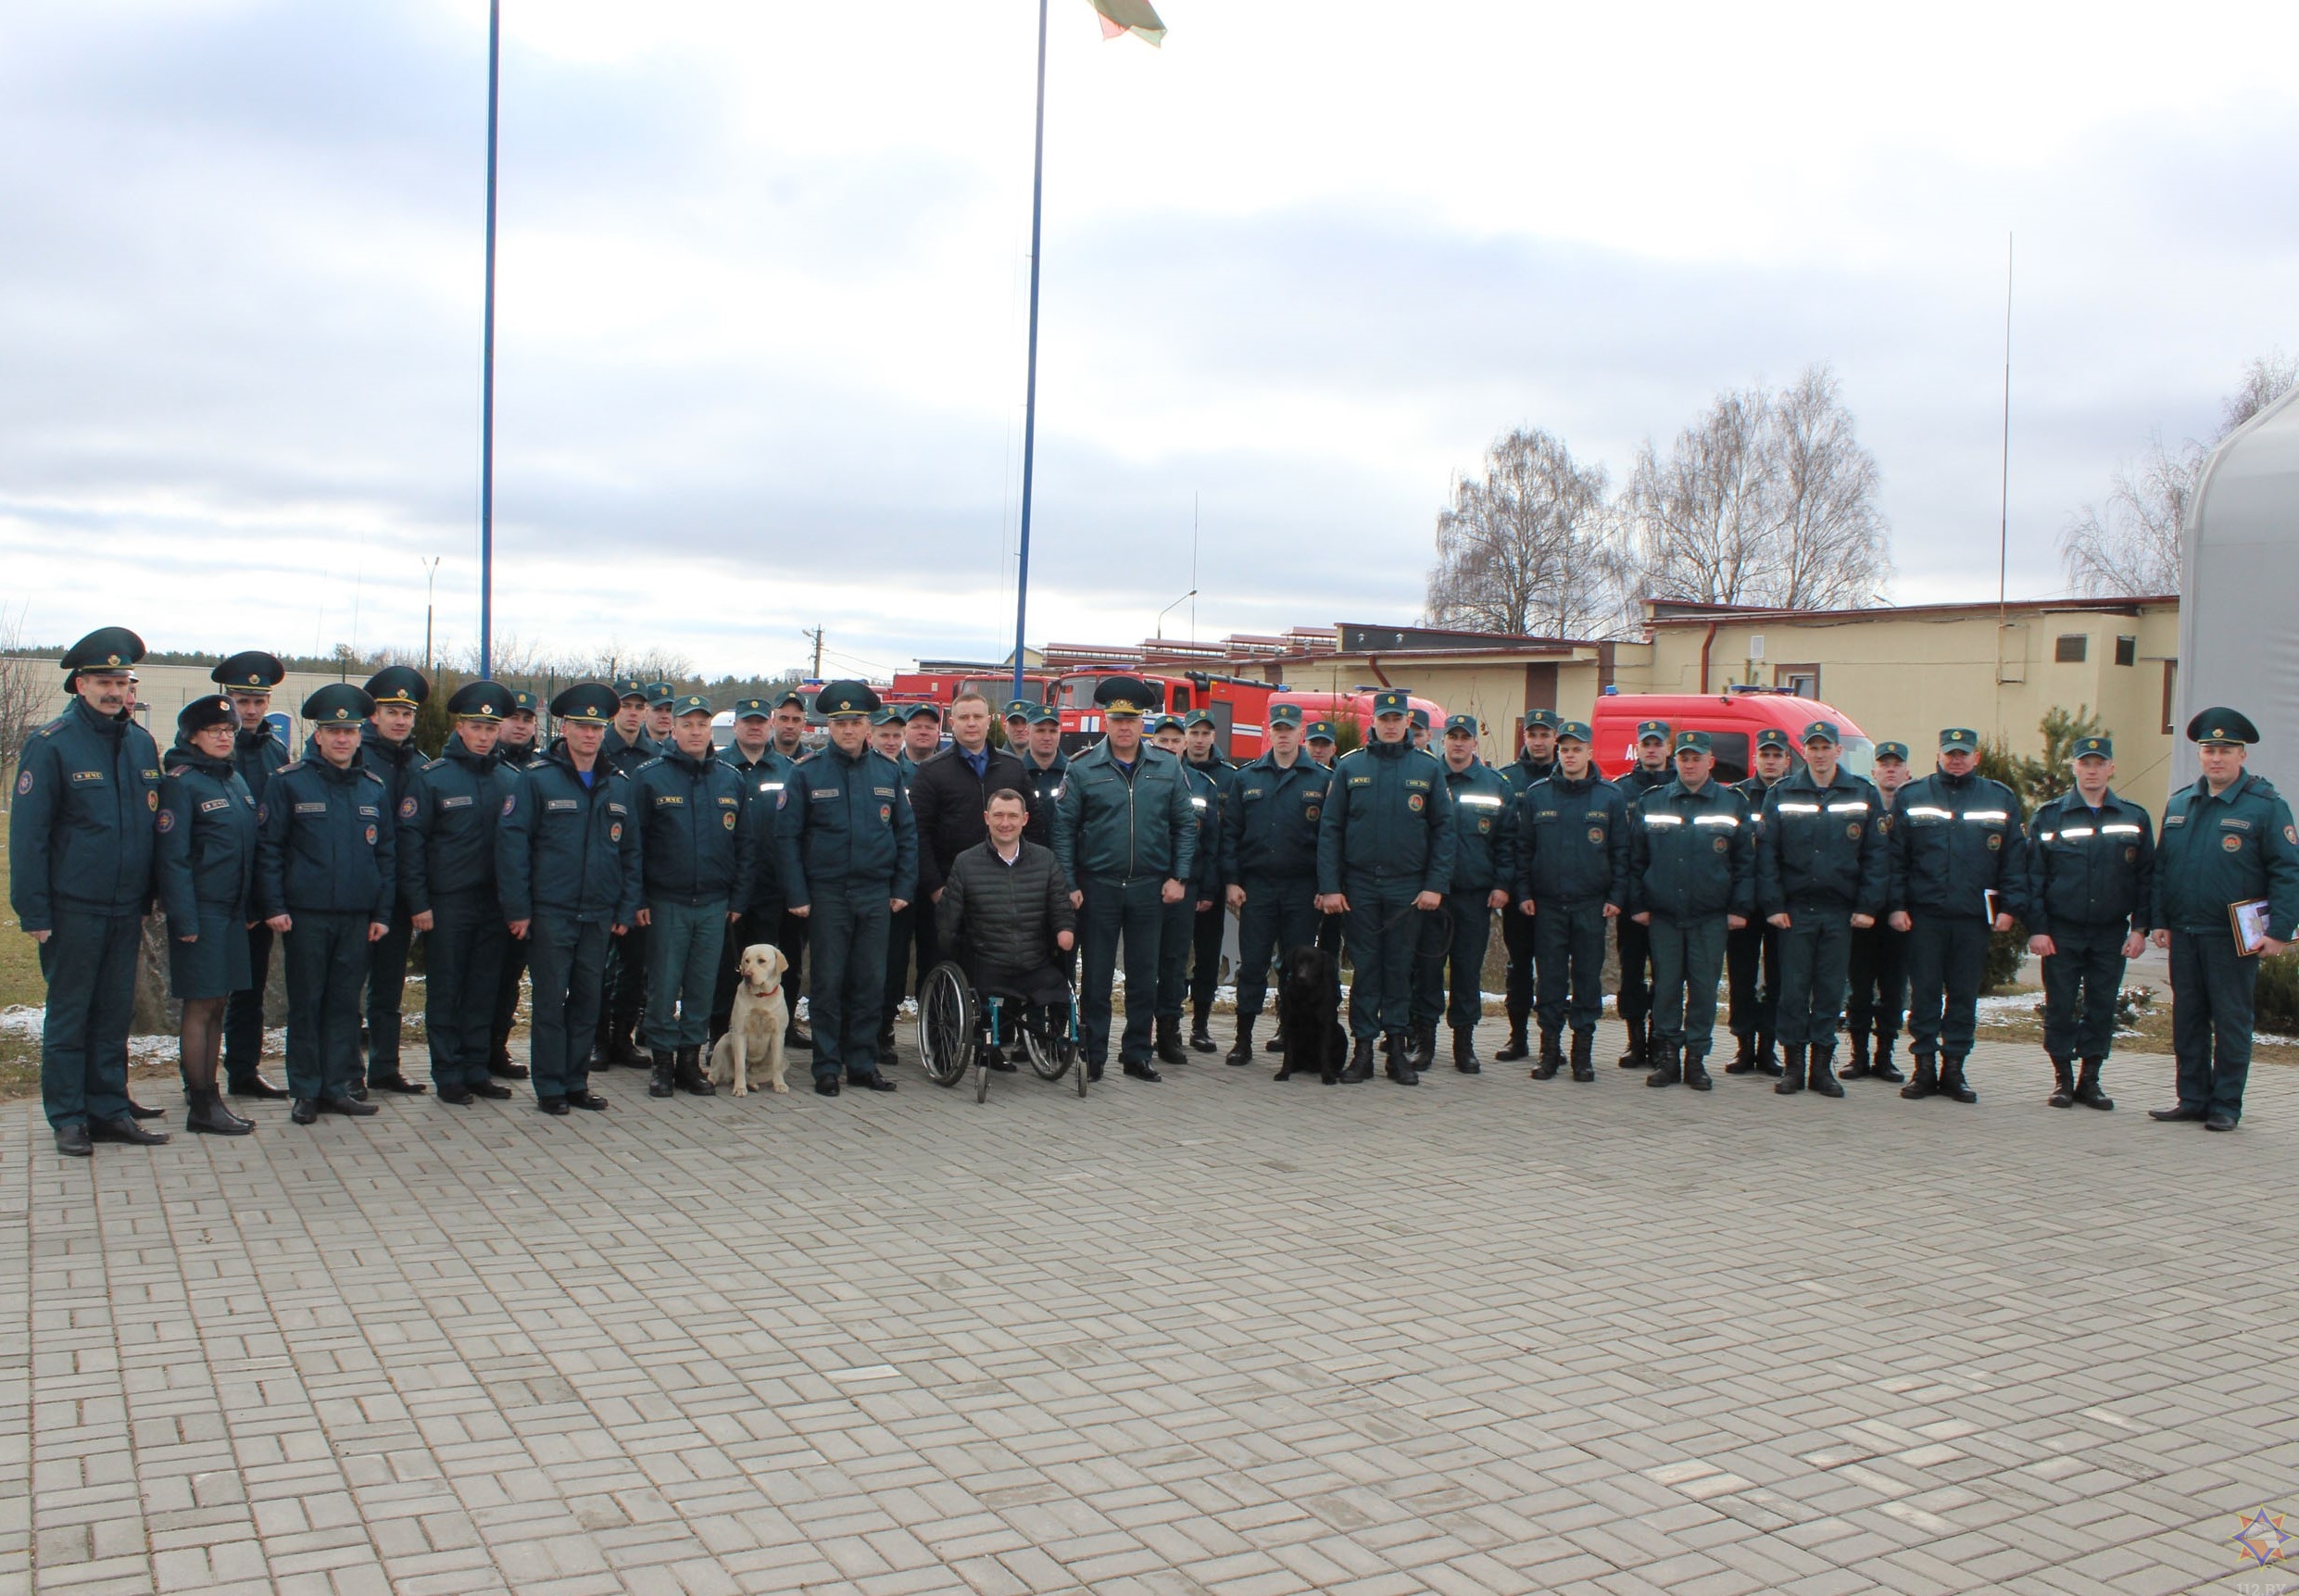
[1640,595,2178,627]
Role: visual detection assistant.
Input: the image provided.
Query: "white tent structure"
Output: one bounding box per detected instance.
[2175,385,2299,796]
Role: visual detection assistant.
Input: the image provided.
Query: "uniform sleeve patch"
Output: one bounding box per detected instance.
[502,795,517,816]
[13,769,29,796]
[398,796,419,819]
[155,808,175,833]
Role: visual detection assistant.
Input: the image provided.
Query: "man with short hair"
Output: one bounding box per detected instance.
[1627,731,1753,1091]
[2026,735,2153,1112]
[767,690,815,1053]
[903,692,1033,1049]
[212,648,293,1100]
[1018,705,1067,848]
[1148,715,1225,1065]
[1178,710,1235,1053]
[1224,704,1327,1063]
[936,789,1076,1057]
[643,684,676,746]
[1613,721,1675,1069]
[870,710,907,762]
[1494,709,1560,1062]
[1842,740,1914,1082]
[900,702,944,770]
[358,665,430,1097]
[710,698,794,1049]
[633,696,750,1098]
[1415,715,1512,1073]
[484,688,542,1083]
[1514,721,1627,1082]
[879,703,944,1054]
[593,677,659,1069]
[1726,727,1793,1077]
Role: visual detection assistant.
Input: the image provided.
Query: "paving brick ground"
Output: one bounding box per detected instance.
[5,1018,2297,1596]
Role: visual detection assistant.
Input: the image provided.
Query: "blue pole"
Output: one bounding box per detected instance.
[1011,0,1049,705]
[479,0,501,681]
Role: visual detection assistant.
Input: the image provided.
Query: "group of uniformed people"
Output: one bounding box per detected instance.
[14,627,2299,1156]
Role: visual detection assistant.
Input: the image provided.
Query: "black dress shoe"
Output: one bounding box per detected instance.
[537,1094,570,1115]
[814,1079,841,1097]
[1087,1061,1105,1082]
[1188,1028,1217,1054]
[2148,1104,2206,1122]
[370,1074,428,1095]
[473,1080,514,1100]
[290,1099,320,1125]
[569,1090,609,1111]
[487,1057,531,1081]
[318,1095,378,1117]
[127,1098,167,1120]
[55,1124,93,1157]
[851,1074,898,1092]
[90,1114,170,1146]
[229,1075,291,1100]
[2205,1112,2238,1131]
[436,1087,477,1106]
[1122,1062,1163,1083]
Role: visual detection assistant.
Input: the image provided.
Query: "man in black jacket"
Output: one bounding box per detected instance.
[936,789,1077,1049]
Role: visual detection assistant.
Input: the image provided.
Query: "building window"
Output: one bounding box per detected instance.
[2054,634,2089,663]
[2115,635,2137,667]
[2161,660,2178,735]
[1775,665,1820,698]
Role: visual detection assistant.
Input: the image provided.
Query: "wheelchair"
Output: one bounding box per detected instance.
[914,959,1086,1103]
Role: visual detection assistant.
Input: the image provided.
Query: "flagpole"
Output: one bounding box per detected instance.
[1011,0,1049,705]
[479,0,501,681]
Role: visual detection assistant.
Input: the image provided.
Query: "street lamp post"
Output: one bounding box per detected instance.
[478,0,501,682]
[1155,588,1197,639]
[422,556,443,677]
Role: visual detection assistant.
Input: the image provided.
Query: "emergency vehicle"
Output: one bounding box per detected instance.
[1052,672,1444,760]
[1589,689,1874,785]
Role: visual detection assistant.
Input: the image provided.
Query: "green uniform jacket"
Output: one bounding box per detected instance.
[2154,771,2299,939]
[496,748,642,925]
[1888,770,2028,922]
[258,755,396,922]
[156,745,258,928]
[775,744,919,905]
[722,745,798,907]
[1179,760,1226,900]
[1439,758,1514,896]
[397,736,521,914]
[1627,777,1754,921]
[1514,771,1628,910]
[1053,741,1198,886]
[8,697,162,929]
[1315,738,1454,896]
[2025,786,2155,936]
[1755,765,1888,918]
[1225,750,1328,878]
[633,746,755,909]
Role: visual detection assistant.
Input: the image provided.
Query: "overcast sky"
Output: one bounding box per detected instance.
[4,1,2293,680]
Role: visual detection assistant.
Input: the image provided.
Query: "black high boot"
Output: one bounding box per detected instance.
[1618,1015,1649,1069]
[1727,1033,1757,1074]
[1939,1054,1978,1104]
[1225,1019,1255,1065]
[1753,1033,1783,1078]
[1871,1033,1905,1084]
[2074,1057,2115,1110]
[1451,1028,1480,1074]
[1531,1029,1564,1080]
[1646,1042,1682,1087]
[1840,1029,1874,1080]
[1384,1031,1419,1086]
[1807,1045,1844,1097]
[1340,1037,1375,1084]
[2047,1056,2075,1108]
[1569,1031,1595,1082]
[1900,1052,1938,1100]
[674,1046,715,1096]
[186,1087,254,1136]
[648,1049,675,1099]
[1407,1024,1436,1074]
[1682,1049,1714,1091]
[1188,1007,1217,1054]
[1495,1007,1531,1062]
[1264,1024,1287,1053]
[1154,1015,1188,1067]
[1774,1043,1806,1094]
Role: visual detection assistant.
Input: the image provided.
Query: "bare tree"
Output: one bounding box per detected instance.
[2060,349,2297,597]
[1426,428,1620,636]
[1765,367,1892,608]
[0,604,52,812]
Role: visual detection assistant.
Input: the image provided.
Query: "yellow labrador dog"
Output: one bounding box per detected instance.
[709,943,789,1096]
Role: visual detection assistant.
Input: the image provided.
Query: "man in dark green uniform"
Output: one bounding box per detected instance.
[778,682,916,1096]
[1223,703,1327,1064]
[357,665,429,1097]
[1493,709,1559,1062]
[595,677,659,1069]
[1756,721,1886,1099]
[2148,709,2299,1131]
[1888,727,2026,1104]
[1726,726,1792,1077]
[2026,734,2154,1111]
[1179,709,1235,1054]
[881,701,942,1058]
[1613,720,1674,1068]
[1150,714,1225,1065]
[398,680,520,1105]
[1017,704,1068,848]
[11,627,170,1156]
[634,695,751,1098]
[644,683,676,746]
[1303,720,1347,973]
[212,648,292,1100]
[1415,714,1512,1073]
[1054,677,1197,1082]
[766,689,816,1054]
[1514,721,1627,1082]
[259,683,396,1126]
[1316,689,1454,1085]
[498,684,639,1114]
[1842,740,1913,1083]
[1627,730,1753,1091]
[484,688,542,1082]
[710,697,794,1048]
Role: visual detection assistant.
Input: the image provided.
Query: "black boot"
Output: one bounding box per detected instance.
[1900,1052,1938,1100]
[1682,1049,1714,1092]
[1808,1046,1844,1097]
[1407,1024,1436,1074]
[674,1046,714,1096]
[1384,1031,1418,1086]
[1154,1015,1188,1067]
[1452,1028,1480,1074]
[1340,1037,1375,1084]
[487,1047,530,1081]
[1188,1008,1217,1054]
[648,1049,675,1099]
[1840,1030,1873,1080]
[2047,1056,2075,1109]
[1263,1025,1287,1053]
[1753,1033,1783,1078]
[1618,1016,1649,1069]
[1775,1043,1806,1094]
[186,1087,254,1136]
[1569,1031,1594,1082]
[785,1020,813,1052]
[2074,1057,2115,1111]
[1727,1033,1756,1074]
[1646,1042,1682,1087]
[1939,1054,1977,1103]
[1871,1033,1905,1084]
[1225,1019,1255,1065]
[1495,1008,1531,1062]
[1531,1029,1564,1080]
[607,1029,647,1069]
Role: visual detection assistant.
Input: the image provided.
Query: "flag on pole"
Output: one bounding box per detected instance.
[1088,0,1165,46]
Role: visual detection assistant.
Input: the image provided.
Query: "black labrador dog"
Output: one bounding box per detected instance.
[1274,944,1349,1084]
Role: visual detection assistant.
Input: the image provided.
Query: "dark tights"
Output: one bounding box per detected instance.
[180,997,226,1094]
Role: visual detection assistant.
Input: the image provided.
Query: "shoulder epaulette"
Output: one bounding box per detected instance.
[278,760,304,773]
[637,756,664,771]
[360,769,384,785]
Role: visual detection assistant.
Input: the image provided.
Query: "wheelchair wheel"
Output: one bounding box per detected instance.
[915,961,976,1087]
[1020,1025,1068,1081]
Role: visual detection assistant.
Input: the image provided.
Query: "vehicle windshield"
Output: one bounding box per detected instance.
[1837,735,1877,779]
[1054,676,1105,709]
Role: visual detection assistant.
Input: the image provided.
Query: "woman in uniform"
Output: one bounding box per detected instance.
[156,695,261,1135]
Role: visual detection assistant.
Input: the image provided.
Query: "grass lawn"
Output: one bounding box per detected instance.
[0,814,50,1096]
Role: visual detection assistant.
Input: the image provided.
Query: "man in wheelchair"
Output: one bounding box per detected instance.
[935,788,1077,1067]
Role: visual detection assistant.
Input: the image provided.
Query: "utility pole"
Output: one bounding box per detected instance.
[1993,232,2014,739]
[805,626,824,680]
[478,0,501,682]
[421,556,443,679]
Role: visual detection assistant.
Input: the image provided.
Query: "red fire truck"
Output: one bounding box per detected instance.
[1051,672,1445,760]
[885,671,1057,711]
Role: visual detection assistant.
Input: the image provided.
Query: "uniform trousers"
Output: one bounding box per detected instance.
[1500,903,1537,1026]
[2041,923,2129,1062]
[883,899,938,1037]
[363,916,413,1084]
[1154,893,1195,1020]
[1904,915,1991,1058]
[807,890,891,1084]
[37,910,141,1130]
[1413,896,1492,1033]
[1726,919,1781,1040]
[1649,913,1728,1058]
[1187,902,1225,1021]
[285,910,371,1100]
[1845,922,1908,1042]
[601,923,651,1045]
[2169,929,2258,1122]
[1341,873,1424,1039]
[1535,899,1610,1037]
[1773,911,1853,1049]
[526,913,608,1100]
[222,921,274,1087]
[1077,874,1164,1064]
[1616,915,1656,1031]
[490,934,527,1061]
[423,891,509,1094]
[1233,873,1319,1021]
[645,899,730,1053]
